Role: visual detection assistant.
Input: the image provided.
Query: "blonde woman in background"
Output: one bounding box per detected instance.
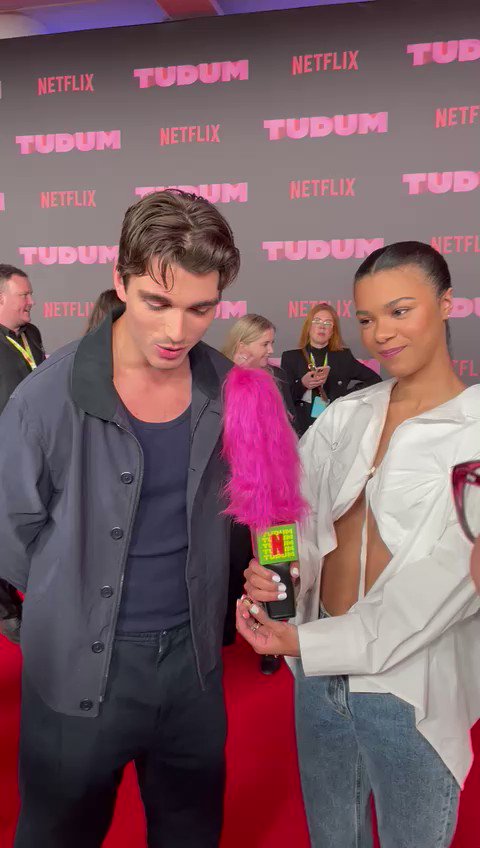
[221,314,296,675]
[222,313,296,424]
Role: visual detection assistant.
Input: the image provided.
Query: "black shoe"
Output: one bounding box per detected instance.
[260,654,281,675]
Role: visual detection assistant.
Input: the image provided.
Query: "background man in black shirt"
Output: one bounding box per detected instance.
[0,264,45,414]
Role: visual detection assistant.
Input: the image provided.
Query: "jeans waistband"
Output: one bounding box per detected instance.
[115,620,190,642]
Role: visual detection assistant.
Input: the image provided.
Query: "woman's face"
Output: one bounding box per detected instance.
[354,265,452,378]
[309,309,335,348]
[236,328,275,369]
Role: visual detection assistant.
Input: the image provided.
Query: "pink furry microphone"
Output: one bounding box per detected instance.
[222,366,309,620]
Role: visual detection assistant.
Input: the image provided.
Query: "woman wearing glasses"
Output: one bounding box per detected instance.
[238,242,480,848]
[281,303,381,436]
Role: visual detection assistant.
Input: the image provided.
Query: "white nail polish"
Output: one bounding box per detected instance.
[278,583,287,592]
[250,604,260,614]
[278,592,287,601]
[271,574,281,583]
[291,567,300,577]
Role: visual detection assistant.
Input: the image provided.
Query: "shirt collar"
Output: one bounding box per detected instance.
[0,322,25,340]
[355,377,480,424]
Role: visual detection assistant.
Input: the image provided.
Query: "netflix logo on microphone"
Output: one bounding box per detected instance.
[135,183,247,203]
[262,238,384,261]
[403,171,480,195]
[407,39,480,66]
[18,246,118,265]
[15,131,121,155]
[134,60,248,88]
[264,113,388,140]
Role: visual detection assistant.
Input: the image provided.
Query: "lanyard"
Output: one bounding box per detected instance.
[6,332,37,370]
[308,350,328,369]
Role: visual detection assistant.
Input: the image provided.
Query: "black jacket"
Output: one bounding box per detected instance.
[0,322,45,414]
[0,309,232,717]
[281,346,382,437]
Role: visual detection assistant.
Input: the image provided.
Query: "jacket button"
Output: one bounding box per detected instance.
[91,641,105,653]
[100,585,113,598]
[110,527,123,540]
[80,699,93,711]
[120,472,133,484]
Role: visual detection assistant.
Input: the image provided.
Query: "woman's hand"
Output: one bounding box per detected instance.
[244,558,299,604]
[236,597,300,656]
[315,365,330,386]
[301,370,324,390]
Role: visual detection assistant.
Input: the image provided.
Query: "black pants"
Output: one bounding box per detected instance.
[15,623,226,848]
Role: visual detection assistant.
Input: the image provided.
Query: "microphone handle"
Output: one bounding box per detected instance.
[265,562,296,620]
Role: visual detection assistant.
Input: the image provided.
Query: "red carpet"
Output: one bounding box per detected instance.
[1,635,480,847]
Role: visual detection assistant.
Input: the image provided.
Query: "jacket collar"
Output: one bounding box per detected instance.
[71,305,222,421]
[352,377,480,424]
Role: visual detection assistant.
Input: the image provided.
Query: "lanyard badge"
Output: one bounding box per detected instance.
[6,333,36,370]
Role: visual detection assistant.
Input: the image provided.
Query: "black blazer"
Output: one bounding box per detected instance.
[0,322,46,415]
[281,346,382,437]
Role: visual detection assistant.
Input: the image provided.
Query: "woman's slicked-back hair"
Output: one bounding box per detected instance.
[354,241,451,296]
[117,189,240,292]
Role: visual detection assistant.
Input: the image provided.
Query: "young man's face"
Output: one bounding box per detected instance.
[114,263,220,370]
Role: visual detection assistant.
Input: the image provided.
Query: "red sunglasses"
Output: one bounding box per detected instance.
[451,461,480,543]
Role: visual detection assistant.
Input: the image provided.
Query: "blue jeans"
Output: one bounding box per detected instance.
[295,668,459,848]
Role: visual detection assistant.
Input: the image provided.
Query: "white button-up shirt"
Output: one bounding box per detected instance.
[293,378,480,786]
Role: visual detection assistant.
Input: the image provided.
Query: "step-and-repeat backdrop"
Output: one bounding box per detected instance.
[0,0,478,379]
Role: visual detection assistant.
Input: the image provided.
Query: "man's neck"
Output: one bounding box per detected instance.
[0,318,23,335]
[112,315,192,423]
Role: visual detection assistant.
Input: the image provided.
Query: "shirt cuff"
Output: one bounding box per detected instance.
[298,613,364,676]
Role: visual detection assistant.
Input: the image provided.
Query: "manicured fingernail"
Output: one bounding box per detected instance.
[278,592,287,601]
[242,611,249,619]
[278,583,286,592]
[250,604,260,615]
[291,567,300,577]
[271,574,281,583]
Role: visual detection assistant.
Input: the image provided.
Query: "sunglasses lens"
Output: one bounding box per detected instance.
[463,476,480,539]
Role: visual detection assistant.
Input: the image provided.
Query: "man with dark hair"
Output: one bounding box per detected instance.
[0,264,45,413]
[0,191,240,848]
